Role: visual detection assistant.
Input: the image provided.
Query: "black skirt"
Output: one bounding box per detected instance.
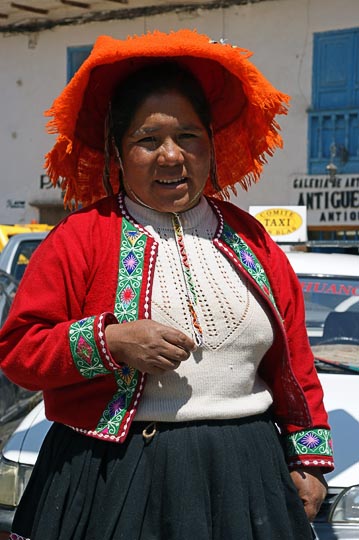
[11,413,313,540]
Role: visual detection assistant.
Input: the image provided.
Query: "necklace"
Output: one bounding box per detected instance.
[171,212,204,347]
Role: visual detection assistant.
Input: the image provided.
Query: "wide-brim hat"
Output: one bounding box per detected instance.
[44,29,290,208]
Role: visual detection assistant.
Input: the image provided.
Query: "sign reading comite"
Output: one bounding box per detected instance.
[249,206,307,242]
[290,174,359,227]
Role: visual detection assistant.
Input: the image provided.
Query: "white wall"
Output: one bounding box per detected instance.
[0,0,358,223]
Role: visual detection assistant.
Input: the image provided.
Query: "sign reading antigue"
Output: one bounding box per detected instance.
[290,174,359,226]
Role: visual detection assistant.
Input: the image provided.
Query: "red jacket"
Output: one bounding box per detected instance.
[0,194,334,470]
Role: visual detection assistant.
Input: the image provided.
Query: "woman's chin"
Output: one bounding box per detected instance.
[155,195,201,214]
[138,190,199,213]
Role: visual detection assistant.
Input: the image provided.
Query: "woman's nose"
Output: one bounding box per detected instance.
[157,138,184,165]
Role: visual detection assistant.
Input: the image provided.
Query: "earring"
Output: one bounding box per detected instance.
[209,128,220,192]
[113,143,125,189]
[102,106,114,197]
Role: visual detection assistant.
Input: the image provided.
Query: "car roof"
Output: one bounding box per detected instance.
[0,231,48,278]
[1,231,48,242]
[285,251,359,278]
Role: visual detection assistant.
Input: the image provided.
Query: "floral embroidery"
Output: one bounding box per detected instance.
[120,285,135,306]
[221,224,278,310]
[77,336,93,364]
[93,218,147,436]
[95,370,139,436]
[68,214,147,437]
[69,317,112,378]
[285,428,333,458]
[125,229,142,246]
[115,219,146,323]
[239,250,256,271]
[9,533,30,540]
[123,252,139,274]
[109,394,126,417]
[117,364,137,385]
[299,432,321,449]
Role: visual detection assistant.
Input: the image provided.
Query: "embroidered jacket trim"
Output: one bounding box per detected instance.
[67,194,334,466]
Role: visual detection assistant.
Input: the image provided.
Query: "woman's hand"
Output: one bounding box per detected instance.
[290,467,328,522]
[105,320,196,374]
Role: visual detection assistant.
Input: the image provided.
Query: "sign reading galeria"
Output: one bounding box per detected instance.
[249,206,307,242]
[290,174,359,226]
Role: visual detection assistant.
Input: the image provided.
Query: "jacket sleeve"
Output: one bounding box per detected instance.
[0,212,121,392]
[265,240,334,471]
[217,200,334,471]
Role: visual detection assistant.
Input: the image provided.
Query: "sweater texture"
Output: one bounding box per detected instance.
[125,196,274,422]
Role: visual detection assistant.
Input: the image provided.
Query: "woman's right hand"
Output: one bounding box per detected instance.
[105,320,196,374]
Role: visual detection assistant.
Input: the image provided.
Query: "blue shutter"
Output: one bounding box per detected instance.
[67,45,92,82]
[313,32,354,109]
[309,28,359,174]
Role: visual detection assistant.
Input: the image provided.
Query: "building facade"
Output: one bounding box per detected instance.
[0,0,358,245]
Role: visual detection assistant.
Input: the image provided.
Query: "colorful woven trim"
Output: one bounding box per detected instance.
[94,368,139,438]
[285,428,334,467]
[67,209,152,441]
[69,312,118,378]
[44,29,289,208]
[93,217,148,437]
[219,223,279,312]
[115,219,147,323]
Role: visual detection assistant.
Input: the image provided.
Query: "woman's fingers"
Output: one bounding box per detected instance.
[105,320,196,373]
[162,326,196,355]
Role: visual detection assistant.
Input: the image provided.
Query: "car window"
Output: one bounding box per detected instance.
[297,275,359,374]
[0,269,42,448]
[0,271,18,327]
[10,239,42,281]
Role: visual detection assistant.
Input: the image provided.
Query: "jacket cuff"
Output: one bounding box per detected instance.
[284,428,334,471]
[69,312,119,378]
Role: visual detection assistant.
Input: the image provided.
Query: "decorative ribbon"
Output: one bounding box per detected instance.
[171,213,204,347]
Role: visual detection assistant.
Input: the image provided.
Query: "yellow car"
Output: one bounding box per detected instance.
[0,224,53,253]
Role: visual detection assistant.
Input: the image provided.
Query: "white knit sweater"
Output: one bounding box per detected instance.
[125,196,274,422]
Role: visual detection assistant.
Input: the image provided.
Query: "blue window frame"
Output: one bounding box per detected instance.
[308,28,359,175]
[67,45,92,82]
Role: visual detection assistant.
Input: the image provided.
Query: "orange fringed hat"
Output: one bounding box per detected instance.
[44,29,290,209]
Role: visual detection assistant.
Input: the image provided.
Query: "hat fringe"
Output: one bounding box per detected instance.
[43,29,290,208]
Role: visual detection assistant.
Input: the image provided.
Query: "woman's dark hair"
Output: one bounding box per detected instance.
[110,61,212,149]
[102,61,219,195]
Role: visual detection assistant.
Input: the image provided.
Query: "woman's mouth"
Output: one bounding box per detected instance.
[156,177,187,186]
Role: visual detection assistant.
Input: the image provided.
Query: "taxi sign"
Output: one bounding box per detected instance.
[249,205,307,242]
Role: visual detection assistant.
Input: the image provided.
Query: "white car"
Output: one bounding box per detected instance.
[286,251,359,540]
[0,231,48,282]
[0,251,358,539]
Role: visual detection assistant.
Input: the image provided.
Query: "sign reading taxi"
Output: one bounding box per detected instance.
[249,205,307,242]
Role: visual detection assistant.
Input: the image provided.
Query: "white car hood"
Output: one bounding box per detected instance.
[319,372,359,488]
[2,373,359,488]
[3,400,50,466]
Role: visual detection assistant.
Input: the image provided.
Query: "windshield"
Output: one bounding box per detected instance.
[297,275,359,374]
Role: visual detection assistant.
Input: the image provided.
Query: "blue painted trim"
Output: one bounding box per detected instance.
[67,44,92,82]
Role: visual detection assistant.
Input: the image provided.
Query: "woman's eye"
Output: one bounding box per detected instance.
[138,136,156,144]
[179,133,196,140]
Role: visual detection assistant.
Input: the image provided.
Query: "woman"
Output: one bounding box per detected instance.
[0,29,332,540]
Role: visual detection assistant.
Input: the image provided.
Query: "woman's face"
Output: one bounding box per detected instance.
[119,90,211,213]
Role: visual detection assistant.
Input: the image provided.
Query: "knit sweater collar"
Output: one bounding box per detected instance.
[124,195,213,231]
